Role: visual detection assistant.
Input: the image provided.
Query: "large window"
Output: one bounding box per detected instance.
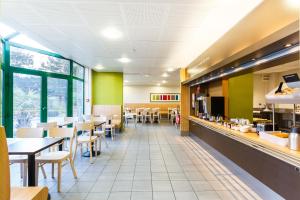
[10,46,70,75]
[47,78,68,122]
[2,39,85,137]
[73,80,84,118]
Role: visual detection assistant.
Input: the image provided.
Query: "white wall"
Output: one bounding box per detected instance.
[124,85,180,103]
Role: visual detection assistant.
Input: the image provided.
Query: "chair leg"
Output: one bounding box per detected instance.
[41,164,47,179]
[94,140,98,157]
[35,162,39,185]
[89,142,93,164]
[73,142,78,162]
[52,163,55,178]
[80,144,83,156]
[57,162,61,192]
[69,157,77,178]
[23,162,27,186]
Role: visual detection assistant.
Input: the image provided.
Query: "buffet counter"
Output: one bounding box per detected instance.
[189,116,300,166]
[189,116,300,200]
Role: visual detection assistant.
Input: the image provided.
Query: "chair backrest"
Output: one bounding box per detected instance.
[75,122,94,132]
[143,108,150,115]
[152,108,160,115]
[91,116,106,123]
[64,117,78,124]
[136,108,144,115]
[49,127,76,155]
[16,128,44,138]
[0,126,10,200]
[36,122,57,131]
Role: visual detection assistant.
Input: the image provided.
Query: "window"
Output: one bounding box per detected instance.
[47,78,68,122]
[13,73,41,135]
[73,80,84,117]
[10,46,70,75]
[73,62,84,79]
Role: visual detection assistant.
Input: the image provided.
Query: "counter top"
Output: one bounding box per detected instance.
[189,116,300,167]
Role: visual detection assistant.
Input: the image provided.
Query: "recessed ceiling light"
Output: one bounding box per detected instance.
[118,57,131,63]
[161,73,169,77]
[144,74,150,77]
[94,65,104,70]
[157,83,161,86]
[167,68,174,72]
[162,80,167,84]
[101,27,123,40]
[285,43,292,47]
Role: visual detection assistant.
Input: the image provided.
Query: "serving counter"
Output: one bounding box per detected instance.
[189,116,300,200]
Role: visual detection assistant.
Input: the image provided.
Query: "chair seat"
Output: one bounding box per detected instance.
[9,155,27,163]
[11,186,48,200]
[94,130,105,135]
[36,151,70,162]
[77,135,98,143]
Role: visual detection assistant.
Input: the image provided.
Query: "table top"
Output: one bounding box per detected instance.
[8,138,64,155]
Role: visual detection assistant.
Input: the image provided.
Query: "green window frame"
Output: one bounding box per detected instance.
[1,39,85,137]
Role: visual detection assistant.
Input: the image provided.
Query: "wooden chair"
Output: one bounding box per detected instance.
[35,127,77,192]
[0,126,48,200]
[152,108,161,123]
[74,122,98,164]
[143,108,152,123]
[9,128,46,186]
[36,122,58,136]
[136,108,144,123]
[92,116,108,150]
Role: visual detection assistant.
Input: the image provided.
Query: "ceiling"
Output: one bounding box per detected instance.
[0,0,262,86]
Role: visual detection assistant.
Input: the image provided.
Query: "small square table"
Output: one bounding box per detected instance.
[8,138,64,186]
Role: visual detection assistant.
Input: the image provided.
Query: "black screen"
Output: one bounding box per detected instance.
[283,73,299,83]
[211,96,224,117]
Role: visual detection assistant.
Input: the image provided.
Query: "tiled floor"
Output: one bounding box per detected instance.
[10,122,284,200]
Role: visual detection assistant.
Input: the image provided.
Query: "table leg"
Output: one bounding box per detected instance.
[27,154,36,186]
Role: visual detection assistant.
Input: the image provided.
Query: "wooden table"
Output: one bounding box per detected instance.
[8,138,64,186]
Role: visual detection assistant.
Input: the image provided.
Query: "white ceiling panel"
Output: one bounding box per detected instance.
[0,0,263,86]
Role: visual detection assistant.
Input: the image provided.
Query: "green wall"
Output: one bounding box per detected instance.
[228,73,253,121]
[92,72,123,105]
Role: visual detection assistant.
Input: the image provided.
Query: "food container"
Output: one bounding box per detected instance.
[289,127,300,151]
[259,131,289,147]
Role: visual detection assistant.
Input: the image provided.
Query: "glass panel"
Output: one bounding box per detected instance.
[13,73,41,136]
[73,62,84,79]
[47,78,68,122]
[73,80,83,118]
[10,46,70,74]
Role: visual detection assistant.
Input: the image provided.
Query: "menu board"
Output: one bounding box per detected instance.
[150,93,180,102]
